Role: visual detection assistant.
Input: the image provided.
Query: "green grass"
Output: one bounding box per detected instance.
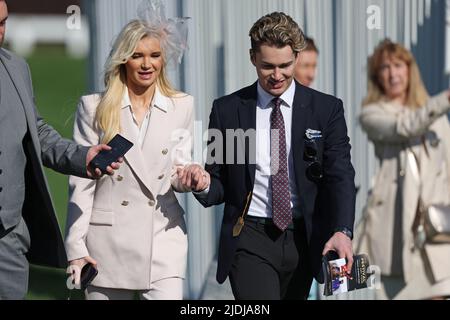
[25,45,88,300]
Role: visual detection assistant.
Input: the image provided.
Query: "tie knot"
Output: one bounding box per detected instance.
[272,98,283,109]
[272,98,282,109]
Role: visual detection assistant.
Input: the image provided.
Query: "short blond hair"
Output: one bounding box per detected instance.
[249,12,305,55]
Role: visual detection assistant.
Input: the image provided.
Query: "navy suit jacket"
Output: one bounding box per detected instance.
[196,81,356,283]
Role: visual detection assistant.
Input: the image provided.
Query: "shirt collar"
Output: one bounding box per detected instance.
[256,80,296,109]
[121,85,169,113]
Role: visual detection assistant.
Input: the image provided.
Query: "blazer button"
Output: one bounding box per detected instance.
[117,175,124,181]
[121,200,129,206]
[162,148,168,155]
[430,139,440,147]
[158,174,164,180]
[399,170,405,177]
[148,200,156,207]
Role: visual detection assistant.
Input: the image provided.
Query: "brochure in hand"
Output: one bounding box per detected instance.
[322,251,371,296]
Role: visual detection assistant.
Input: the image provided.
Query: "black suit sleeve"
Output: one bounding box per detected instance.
[195,100,226,207]
[322,99,356,232]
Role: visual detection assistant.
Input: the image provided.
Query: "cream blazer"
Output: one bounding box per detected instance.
[356,91,450,286]
[64,87,194,290]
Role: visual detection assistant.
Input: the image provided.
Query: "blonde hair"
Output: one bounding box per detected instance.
[363,39,428,109]
[249,12,306,55]
[95,19,178,143]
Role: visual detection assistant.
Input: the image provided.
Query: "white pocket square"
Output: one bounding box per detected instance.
[305,128,322,140]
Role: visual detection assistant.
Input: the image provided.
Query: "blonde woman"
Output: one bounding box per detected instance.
[64,8,208,299]
[356,39,450,299]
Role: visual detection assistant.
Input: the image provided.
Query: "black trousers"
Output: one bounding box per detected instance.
[229,217,312,300]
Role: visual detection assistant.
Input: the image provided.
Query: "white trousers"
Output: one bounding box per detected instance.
[85,277,183,300]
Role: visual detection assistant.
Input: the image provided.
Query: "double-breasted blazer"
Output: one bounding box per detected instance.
[357,92,450,297]
[65,87,194,290]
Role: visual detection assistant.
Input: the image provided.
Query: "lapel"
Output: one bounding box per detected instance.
[0,49,41,153]
[237,82,257,187]
[119,87,172,197]
[291,81,313,184]
[120,107,154,195]
[143,88,171,147]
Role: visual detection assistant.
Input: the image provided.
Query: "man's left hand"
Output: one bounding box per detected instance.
[86,144,122,179]
[322,232,354,274]
[177,164,210,192]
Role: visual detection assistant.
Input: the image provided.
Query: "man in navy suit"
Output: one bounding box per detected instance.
[182,12,356,300]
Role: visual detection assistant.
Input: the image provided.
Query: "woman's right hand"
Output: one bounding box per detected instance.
[68,256,97,287]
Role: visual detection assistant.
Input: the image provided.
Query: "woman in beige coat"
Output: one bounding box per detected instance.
[64,18,208,300]
[356,39,450,300]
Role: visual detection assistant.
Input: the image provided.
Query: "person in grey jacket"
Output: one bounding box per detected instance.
[356,39,450,300]
[0,0,120,299]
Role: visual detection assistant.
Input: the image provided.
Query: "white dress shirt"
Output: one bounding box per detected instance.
[247,80,300,218]
[122,88,167,148]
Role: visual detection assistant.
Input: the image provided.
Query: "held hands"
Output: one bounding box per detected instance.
[322,232,354,275]
[68,256,97,287]
[177,164,210,192]
[86,144,123,179]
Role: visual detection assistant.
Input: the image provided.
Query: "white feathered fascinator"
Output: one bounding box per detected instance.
[137,0,190,67]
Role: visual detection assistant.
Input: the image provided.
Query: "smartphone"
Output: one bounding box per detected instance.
[90,134,133,174]
[80,263,98,290]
